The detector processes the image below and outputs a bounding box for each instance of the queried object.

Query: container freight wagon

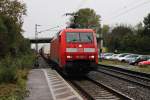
[40,45,50,59]
[50,29,98,74]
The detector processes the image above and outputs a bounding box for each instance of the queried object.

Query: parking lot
[99,53,150,73]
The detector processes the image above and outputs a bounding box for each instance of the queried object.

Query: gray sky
[23,0,150,39]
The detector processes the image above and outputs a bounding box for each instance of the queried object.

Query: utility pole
[35,24,41,53]
[34,24,59,68]
[100,32,103,49]
[34,24,39,68]
[35,24,37,53]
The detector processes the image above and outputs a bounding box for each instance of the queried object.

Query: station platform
[25,57,83,100]
[25,69,53,100]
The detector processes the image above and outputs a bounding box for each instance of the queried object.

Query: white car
[125,54,140,63]
[102,53,114,60]
[109,54,119,60]
[118,53,133,62]
[117,53,131,61]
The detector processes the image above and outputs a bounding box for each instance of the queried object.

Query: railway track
[68,76,133,100]
[98,64,150,78]
[96,64,150,89]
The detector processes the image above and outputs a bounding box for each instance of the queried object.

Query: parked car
[105,54,114,60]
[118,53,132,62]
[129,55,150,65]
[109,54,119,60]
[124,54,139,63]
[138,59,150,65]
[101,53,114,60]
[116,53,131,61]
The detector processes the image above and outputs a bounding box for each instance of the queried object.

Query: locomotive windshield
[66,32,93,43]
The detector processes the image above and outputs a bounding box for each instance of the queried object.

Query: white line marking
[55,91,71,97]
[43,69,56,100]
[51,81,62,84]
[50,78,61,81]
[65,95,78,100]
[53,70,84,100]
[43,69,83,100]
[52,83,66,87]
[53,86,68,91]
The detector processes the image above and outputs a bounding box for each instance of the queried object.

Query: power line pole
[35,24,37,53]
[35,24,41,53]
[34,24,41,68]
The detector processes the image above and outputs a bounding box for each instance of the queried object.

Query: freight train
[49,28,98,75]
[39,45,50,59]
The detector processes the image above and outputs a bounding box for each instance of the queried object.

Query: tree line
[0,0,30,58]
[102,14,150,54]
[0,1,35,99]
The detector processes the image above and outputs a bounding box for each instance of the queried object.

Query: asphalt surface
[25,57,53,100]
[25,69,53,100]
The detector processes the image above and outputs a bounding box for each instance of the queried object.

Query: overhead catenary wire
[108,0,150,21]
[37,26,60,34]
[108,0,142,18]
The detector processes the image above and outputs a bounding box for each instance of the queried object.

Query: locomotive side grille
[66,48,95,52]
[66,48,77,52]
[84,48,95,52]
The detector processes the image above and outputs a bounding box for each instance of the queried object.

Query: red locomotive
[50,28,98,74]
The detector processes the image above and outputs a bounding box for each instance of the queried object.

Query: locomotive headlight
[67,55,72,59]
[89,55,95,59]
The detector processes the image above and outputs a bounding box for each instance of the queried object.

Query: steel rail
[69,77,133,100]
[98,64,150,78]
[98,65,150,81]
[68,80,95,100]
[96,69,150,89]
[86,76,133,100]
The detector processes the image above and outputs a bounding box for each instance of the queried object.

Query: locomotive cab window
[66,32,93,43]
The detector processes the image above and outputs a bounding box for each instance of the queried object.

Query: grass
[130,66,150,73]
[0,69,29,100]
[99,59,150,74]
[0,84,17,96]
[99,60,130,66]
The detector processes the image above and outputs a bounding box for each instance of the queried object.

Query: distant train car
[50,28,98,74]
[40,45,50,59]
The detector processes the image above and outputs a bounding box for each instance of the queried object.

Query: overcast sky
[22,0,150,39]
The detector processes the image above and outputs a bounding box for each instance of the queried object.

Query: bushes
[0,56,17,84]
[0,53,35,83]
[0,53,35,100]
[0,84,27,100]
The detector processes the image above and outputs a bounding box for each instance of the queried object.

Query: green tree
[0,0,27,57]
[111,25,133,38]
[0,0,26,26]
[0,17,7,32]
[106,25,133,52]
[0,16,9,57]
[134,22,144,36]
[69,8,101,34]
[120,34,136,52]
[101,25,110,47]
[143,13,150,36]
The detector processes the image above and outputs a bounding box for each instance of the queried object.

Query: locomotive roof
[55,28,95,37]
[61,28,95,33]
